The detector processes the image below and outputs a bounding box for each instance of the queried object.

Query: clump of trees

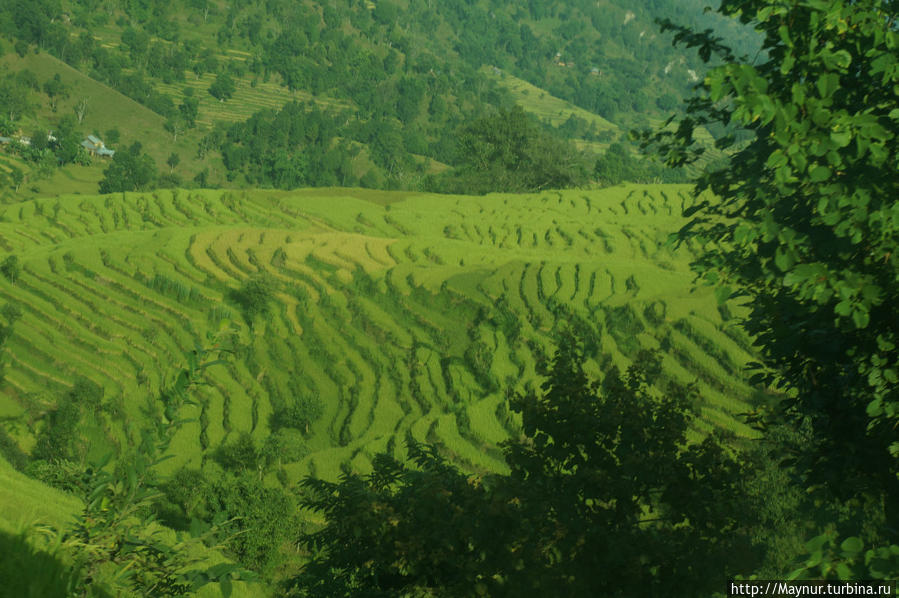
[14,347,258,596]
[229,272,277,323]
[594,142,687,186]
[0,256,20,283]
[159,462,300,576]
[0,0,726,194]
[290,342,773,597]
[208,72,236,102]
[431,106,590,194]
[214,102,358,189]
[98,142,157,193]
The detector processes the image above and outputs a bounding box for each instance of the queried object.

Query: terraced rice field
[482,66,619,134]
[0,185,759,485]
[154,73,352,127]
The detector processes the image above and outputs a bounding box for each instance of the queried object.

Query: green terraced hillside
[0,185,760,487]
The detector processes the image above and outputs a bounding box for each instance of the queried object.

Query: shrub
[0,255,20,283]
[230,273,276,323]
[270,394,323,435]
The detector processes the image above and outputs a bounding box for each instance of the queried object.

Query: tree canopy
[292,342,760,597]
[646,0,899,579]
[436,106,590,194]
[98,142,158,193]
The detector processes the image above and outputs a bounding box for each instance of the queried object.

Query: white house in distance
[81,135,115,158]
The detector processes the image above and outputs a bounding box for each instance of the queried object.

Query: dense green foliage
[7,348,258,597]
[31,377,103,463]
[435,106,590,193]
[229,272,276,323]
[7,0,899,594]
[0,0,730,124]
[98,142,158,193]
[293,342,762,597]
[647,0,899,581]
[214,102,359,188]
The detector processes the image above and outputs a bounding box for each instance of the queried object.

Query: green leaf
[840,536,864,555]
[783,264,822,287]
[822,49,852,70]
[766,149,788,169]
[830,129,852,148]
[867,398,883,418]
[852,308,870,329]
[733,223,755,244]
[774,247,794,271]
[876,335,896,352]
[861,284,882,303]
[715,285,732,305]
[835,562,853,580]
[809,165,831,182]
[220,576,233,598]
[806,533,830,553]
[816,73,840,98]
[834,300,852,316]
[787,566,806,581]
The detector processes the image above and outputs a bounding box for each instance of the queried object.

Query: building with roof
[81,135,115,158]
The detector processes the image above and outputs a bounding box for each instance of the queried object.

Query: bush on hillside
[594,142,688,186]
[433,106,590,194]
[230,273,277,323]
[98,142,158,193]
[0,255,20,283]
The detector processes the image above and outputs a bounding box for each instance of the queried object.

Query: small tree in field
[0,256,20,283]
[230,272,276,323]
[208,73,235,102]
[73,97,88,123]
[42,74,68,112]
[167,152,180,173]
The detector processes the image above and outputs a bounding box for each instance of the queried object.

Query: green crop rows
[0,185,758,483]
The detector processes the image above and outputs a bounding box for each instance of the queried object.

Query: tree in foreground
[11,346,257,596]
[644,0,899,578]
[291,341,760,597]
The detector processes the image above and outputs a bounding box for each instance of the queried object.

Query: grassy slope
[0,47,428,196]
[484,68,727,170]
[0,455,81,533]
[483,65,620,154]
[0,184,758,490]
[0,49,219,193]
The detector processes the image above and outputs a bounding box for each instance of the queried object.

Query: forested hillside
[0,0,747,197]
